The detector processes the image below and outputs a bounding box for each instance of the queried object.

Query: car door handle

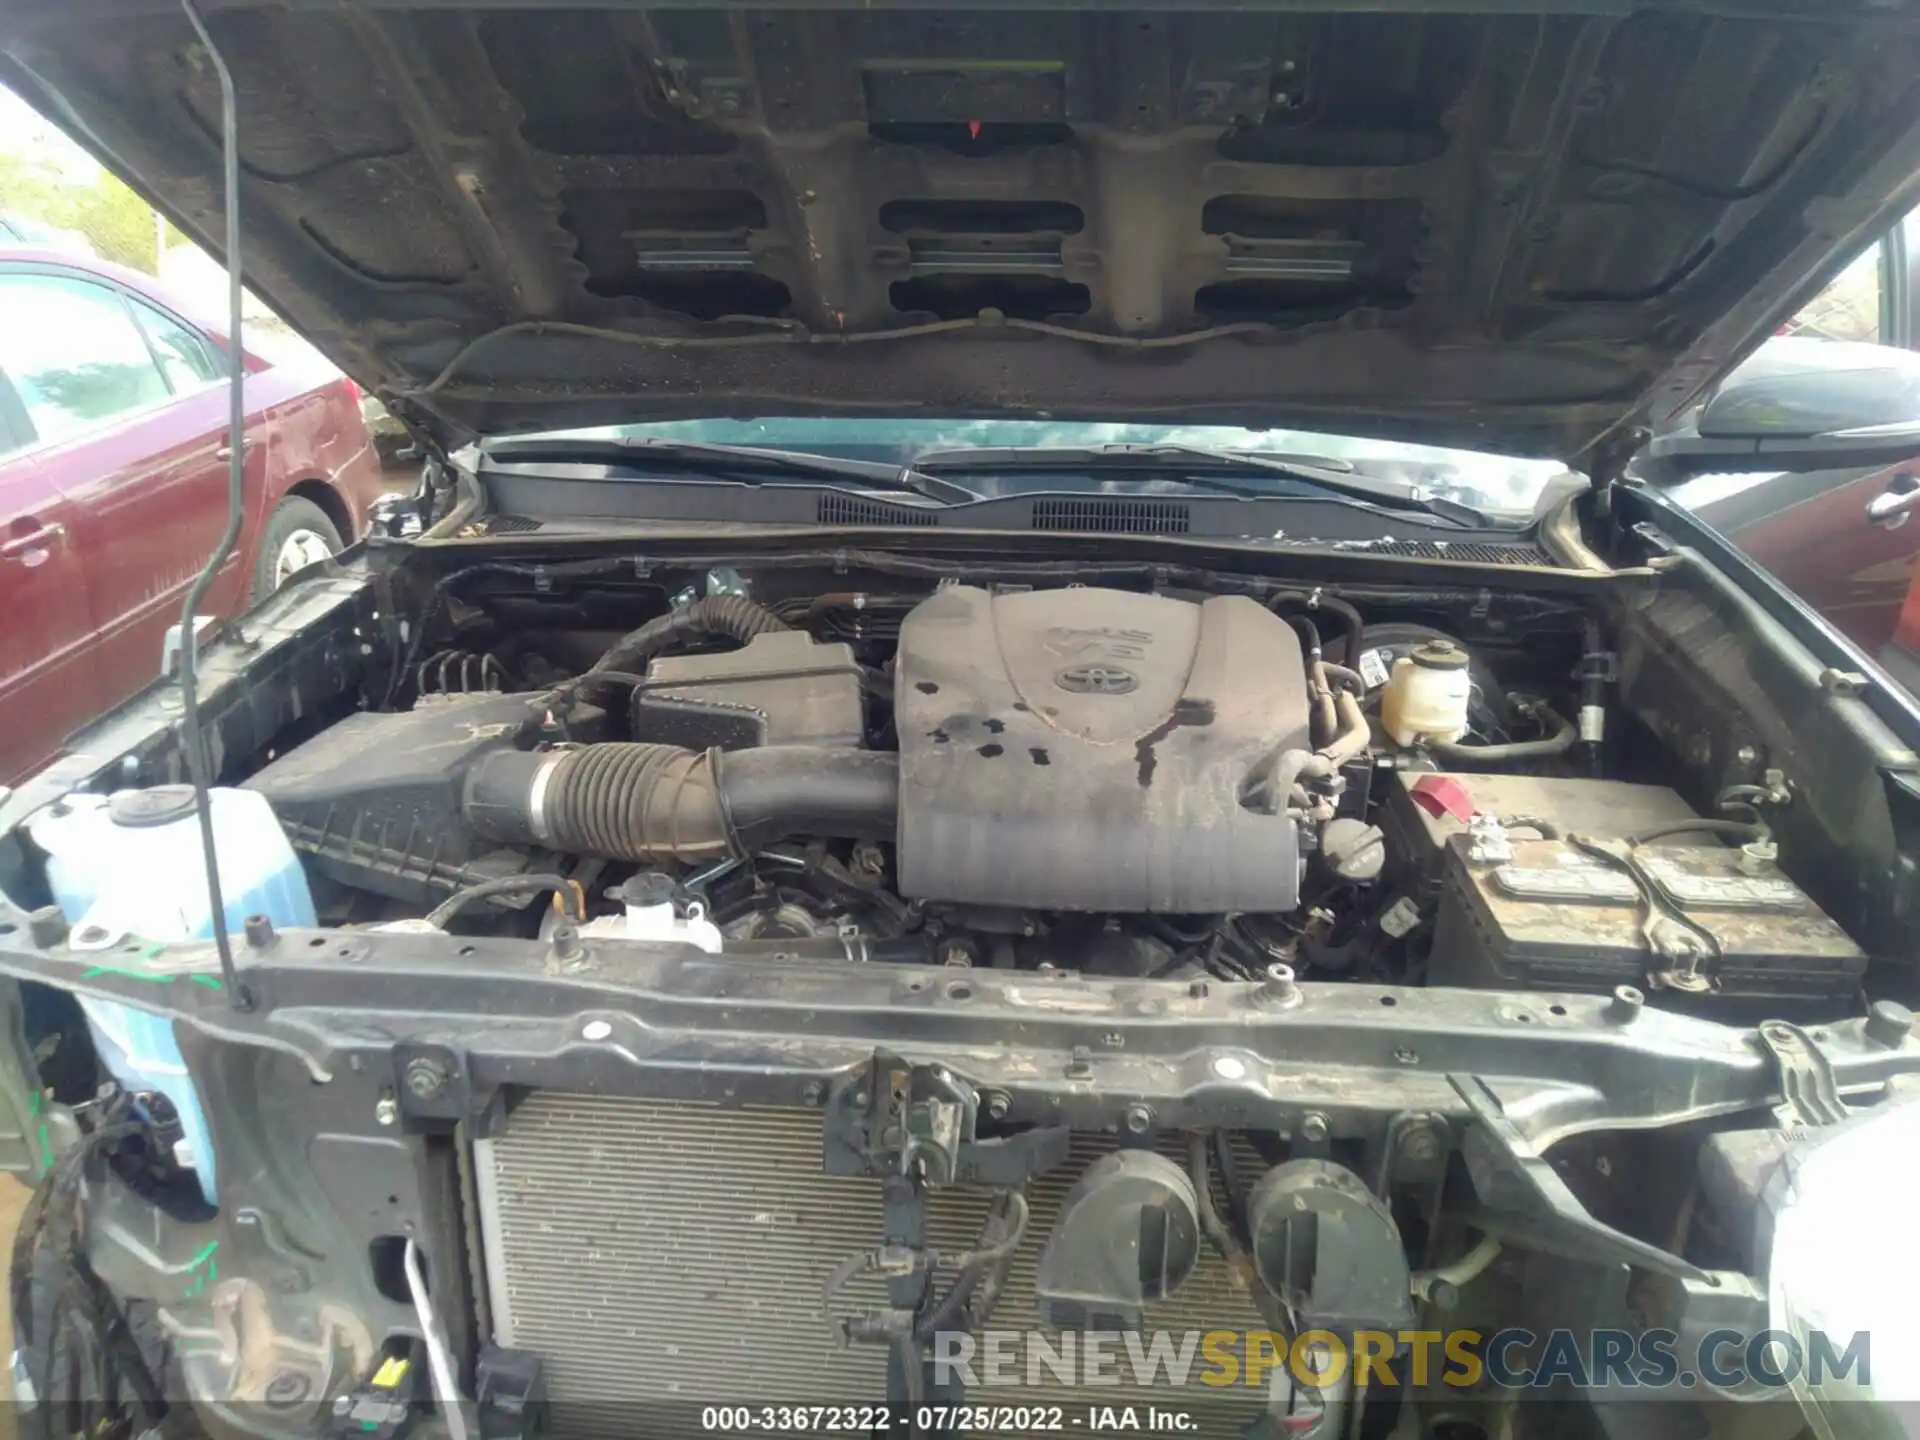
[215,437,256,462]
[0,521,66,559]
[1866,481,1920,525]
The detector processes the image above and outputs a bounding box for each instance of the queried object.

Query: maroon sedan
[0,248,388,784]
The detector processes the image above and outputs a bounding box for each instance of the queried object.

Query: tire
[250,495,344,602]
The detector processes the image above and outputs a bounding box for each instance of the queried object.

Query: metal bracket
[392,1042,503,1135]
[1452,1074,1708,1281]
[824,1051,1070,1187]
[1566,835,1720,993]
[1756,1020,1847,1135]
[824,1051,976,1185]
[1576,650,1620,685]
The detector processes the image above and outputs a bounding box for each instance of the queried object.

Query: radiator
[473,1093,1273,1439]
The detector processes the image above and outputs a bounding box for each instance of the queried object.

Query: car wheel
[252,496,344,600]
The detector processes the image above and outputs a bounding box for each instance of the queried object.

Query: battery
[1429,835,1866,1002]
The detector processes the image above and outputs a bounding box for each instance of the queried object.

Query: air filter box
[631,631,864,750]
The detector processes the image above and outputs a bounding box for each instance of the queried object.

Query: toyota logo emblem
[1056,664,1139,695]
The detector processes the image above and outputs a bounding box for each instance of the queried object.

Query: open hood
[8,2,1920,463]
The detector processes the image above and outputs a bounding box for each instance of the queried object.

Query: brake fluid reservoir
[1380,639,1473,747]
[29,785,316,1204]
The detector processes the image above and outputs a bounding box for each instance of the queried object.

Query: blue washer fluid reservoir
[29,785,315,1205]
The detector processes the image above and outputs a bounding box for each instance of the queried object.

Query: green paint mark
[35,1124,51,1170]
[361,1422,379,1432]
[181,1241,221,1300]
[80,965,177,984]
[27,1089,41,1116]
[78,964,222,989]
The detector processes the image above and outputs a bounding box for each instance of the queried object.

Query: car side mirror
[1640,336,1920,480]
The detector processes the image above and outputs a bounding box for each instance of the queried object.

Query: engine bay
[1,520,1916,1440]
[232,565,1859,1010]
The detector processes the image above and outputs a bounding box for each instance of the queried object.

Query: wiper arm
[482,435,976,503]
[912,443,1488,525]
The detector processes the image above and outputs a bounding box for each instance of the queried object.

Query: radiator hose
[463,743,898,862]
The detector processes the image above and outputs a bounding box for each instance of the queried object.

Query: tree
[0,149,160,272]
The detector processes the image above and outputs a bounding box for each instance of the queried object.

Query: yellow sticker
[371,1355,410,1390]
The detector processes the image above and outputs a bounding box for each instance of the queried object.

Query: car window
[1785,246,1883,343]
[0,273,169,446]
[0,371,34,461]
[1661,207,1920,691]
[128,297,221,393]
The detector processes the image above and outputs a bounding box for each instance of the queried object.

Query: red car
[0,248,388,784]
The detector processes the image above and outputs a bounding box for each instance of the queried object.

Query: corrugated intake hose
[464,743,897,862]
[592,596,789,676]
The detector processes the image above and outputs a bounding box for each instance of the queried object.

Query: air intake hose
[463,744,898,862]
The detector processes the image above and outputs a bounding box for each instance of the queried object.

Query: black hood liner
[7,1,1920,460]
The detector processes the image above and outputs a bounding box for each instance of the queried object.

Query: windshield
[526,418,1571,523]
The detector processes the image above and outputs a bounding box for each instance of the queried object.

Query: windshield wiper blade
[912,443,1488,525]
[482,435,976,503]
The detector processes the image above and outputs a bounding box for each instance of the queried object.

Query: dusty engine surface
[236,566,1855,1007]
[895,586,1312,912]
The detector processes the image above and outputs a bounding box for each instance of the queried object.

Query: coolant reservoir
[29,786,316,1203]
[577,871,725,953]
[1380,639,1473,747]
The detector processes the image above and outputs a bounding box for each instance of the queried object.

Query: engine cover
[895,585,1310,911]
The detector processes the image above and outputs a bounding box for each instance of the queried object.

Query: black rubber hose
[464,743,897,862]
[424,874,582,929]
[1320,662,1367,696]
[1268,592,1365,667]
[1429,703,1577,764]
[592,596,789,676]
[1626,817,1771,847]
[717,746,900,847]
[1500,813,1563,840]
[1285,614,1323,664]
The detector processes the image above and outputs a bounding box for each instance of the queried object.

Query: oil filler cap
[1034,1151,1199,1330]
[107,785,199,828]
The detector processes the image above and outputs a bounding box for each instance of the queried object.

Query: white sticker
[1579,704,1606,744]
[1379,896,1423,938]
[1357,647,1392,690]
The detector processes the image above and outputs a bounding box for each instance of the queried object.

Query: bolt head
[403,1059,446,1099]
[1399,1129,1441,1163]
[374,1096,398,1127]
[1299,1112,1330,1143]
[986,1093,1011,1120]
[1124,1104,1153,1135]
[1866,999,1914,1049]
